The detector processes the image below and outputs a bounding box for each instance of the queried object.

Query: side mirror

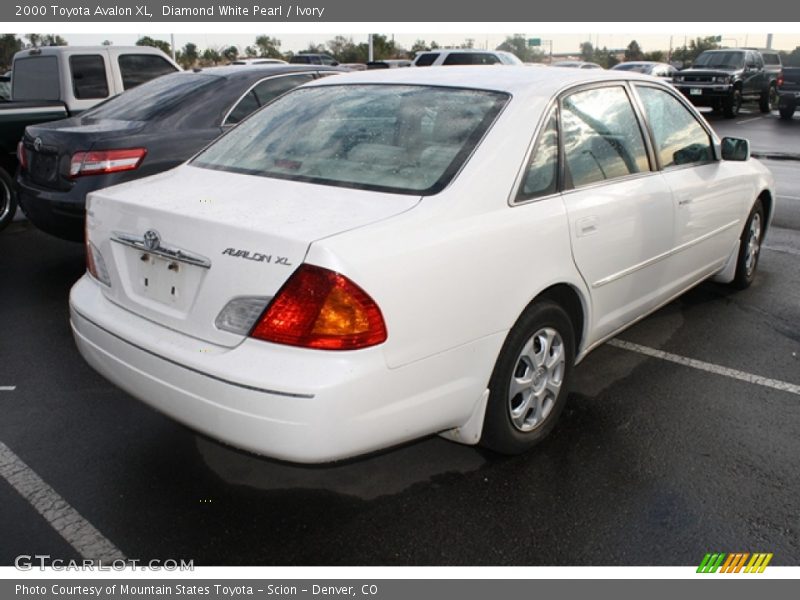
[721,137,750,161]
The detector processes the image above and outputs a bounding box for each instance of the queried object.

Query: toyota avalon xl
[70,67,774,463]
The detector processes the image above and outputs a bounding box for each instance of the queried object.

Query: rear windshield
[81,72,222,121]
[12,56,60,100]
[192,84,509,195]
[693,51,744,69]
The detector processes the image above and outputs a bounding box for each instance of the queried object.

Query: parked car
[0,75,10,101]
[367,59,412,69]
[611,61,677,79]
[552,61,603,69]
[71,67,774,463]
[18,65,342,241]
[289,53,339,66]
[230,58,287,65]
[777,67,800,120]
[412,49,522,66]
[672,48,781,117]
[0,45,179,232]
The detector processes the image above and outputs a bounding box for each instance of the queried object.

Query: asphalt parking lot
[1,107,798,567]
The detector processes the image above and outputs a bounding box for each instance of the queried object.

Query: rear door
[64,52,112,112]
[558,83,676,341]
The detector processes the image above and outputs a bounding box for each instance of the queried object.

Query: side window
[443,53,500,66]
[561,86,650,189]
[414,53,439,67]
[225,74,315,125]
[516,107,559,202]
[118,54,177,89]
[636,86,713,168]
[69,55,109,99]
[226,91,259,125]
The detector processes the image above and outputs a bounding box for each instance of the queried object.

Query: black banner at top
[2,0,797,22]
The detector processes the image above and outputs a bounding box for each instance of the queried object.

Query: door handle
[678,196,693,206]
[576,216,597,237]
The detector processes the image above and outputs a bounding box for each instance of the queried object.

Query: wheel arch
[530,282,588,356]
[757,188,773,235]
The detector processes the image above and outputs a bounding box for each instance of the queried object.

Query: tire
[723,88,742,118]
[0,168,17,233]
[731,199,765,290]
[779,105,795,120]
[759,85,778,113]
[480,301,575,455]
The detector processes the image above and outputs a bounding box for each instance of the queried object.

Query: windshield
[693,51,744,69]
[192,84,509,195]
[81,72,222,121]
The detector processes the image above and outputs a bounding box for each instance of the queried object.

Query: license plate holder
[689,88,703,96]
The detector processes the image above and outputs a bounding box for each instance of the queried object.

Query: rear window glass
[193,84,509,195]
[762,53,780,65]
[70,55,109,99]
[13,56,60,100]
[118,54,177,89]
[81,72,222,121]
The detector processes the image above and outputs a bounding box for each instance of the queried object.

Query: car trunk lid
[87,164,420,347]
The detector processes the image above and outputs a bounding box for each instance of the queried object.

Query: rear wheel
[723,88,742,118]
[0,168,17,233]
[779,105,795,120]
[759,85,778,113]
[480,301,575,455]
[731,199,764,290]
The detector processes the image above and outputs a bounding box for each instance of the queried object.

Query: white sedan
[70,67,774,462]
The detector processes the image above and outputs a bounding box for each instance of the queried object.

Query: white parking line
[608,339,800,396]
[0,386,16,391]
[0,441,126,562]
[736,116,763,124]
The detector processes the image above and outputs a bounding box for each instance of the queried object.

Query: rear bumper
[17,176,85,241]
[69,275,502,463]
[778,90,799,109]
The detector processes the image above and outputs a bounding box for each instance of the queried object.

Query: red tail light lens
[777,72,784,87]
[17,141,27,169]
[70,148,146,178]
[251,264,387,350]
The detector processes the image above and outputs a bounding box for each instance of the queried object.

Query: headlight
[715,75,731,83]
[673,76,683,82]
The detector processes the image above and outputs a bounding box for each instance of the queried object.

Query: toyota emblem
[143,230,161,252]
[33,137,42,152]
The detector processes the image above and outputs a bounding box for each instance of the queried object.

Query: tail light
[17,141,27,169]
[777,72,784,88]
[85,221,111,286]
[250,264,387,350]
[70,148,146,178]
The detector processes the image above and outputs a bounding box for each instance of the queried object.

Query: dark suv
[289,53,339,66]
[673,48,781,118]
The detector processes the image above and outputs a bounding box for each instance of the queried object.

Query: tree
[244,45,257,58]
[0,34,23,69]
[643,50,665,63]
[594,47,619,69]
[180,42,198,69]
[671,36,720,67]
[624,40,644,62]
[25,33,67,47]
[201,47,221,66]
[580,41,594,62]
[222,45,239,62]
[496,34,546,63]
[136,36,171,55]
[780,46,800,67]
[254,35,282,59]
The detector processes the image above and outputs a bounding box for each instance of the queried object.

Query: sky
[7,27,800,56]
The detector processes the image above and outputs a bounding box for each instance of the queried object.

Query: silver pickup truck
[0,45,179,231]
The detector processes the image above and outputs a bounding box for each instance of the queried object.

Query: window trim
[630,81,719,172]
[557,81,656,192]
[510,103,562,206]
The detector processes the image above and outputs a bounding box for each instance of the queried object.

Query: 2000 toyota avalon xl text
[69,67,774,463]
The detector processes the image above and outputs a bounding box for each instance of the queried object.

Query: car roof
[188,64,340,78]
[307,65,662,99]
